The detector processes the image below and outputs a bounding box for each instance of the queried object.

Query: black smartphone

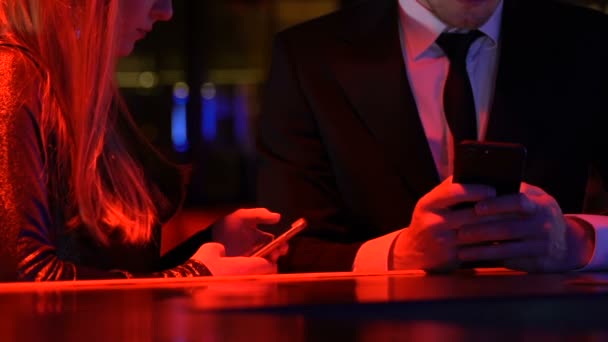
[453,141,527,196]
[249,218,307,258]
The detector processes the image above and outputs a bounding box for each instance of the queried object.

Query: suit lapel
[329,0,439,199]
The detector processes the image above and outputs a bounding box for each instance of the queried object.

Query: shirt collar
[399,0,503,60]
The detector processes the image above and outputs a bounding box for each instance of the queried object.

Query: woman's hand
[212,208,282,257]
[192,243,280,276]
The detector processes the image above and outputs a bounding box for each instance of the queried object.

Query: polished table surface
[2,268,608,341]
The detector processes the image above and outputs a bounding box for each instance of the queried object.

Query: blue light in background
[201,82,218,142]
[233,85,250,152]
[172,82,189,152]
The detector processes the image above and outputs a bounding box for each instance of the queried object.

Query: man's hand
[457,183,595,272]
[390,177,497,272]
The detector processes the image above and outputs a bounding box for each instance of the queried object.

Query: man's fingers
[457,219,541,245]
[474,193,537,217]
[459,239,547,261]
[420,177,496,210]
[424,206,503,232]
[520,182,547,197]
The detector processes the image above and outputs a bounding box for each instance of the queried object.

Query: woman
[0,0,285,281]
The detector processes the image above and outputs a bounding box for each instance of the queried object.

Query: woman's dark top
[0,44,212,281]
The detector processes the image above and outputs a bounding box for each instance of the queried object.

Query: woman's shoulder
[0,43,40,72]
[0,44,42,110]
[0,44,45,155]
[0,44,42,123]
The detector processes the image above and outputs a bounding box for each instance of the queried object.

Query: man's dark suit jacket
[257,0,608,273]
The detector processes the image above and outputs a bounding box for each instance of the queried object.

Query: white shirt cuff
[352,230,402,272]
[566,214,608,271]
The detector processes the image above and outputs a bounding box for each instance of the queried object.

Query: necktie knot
[436,30,483,66]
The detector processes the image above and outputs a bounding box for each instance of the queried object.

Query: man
[257,0,608,273]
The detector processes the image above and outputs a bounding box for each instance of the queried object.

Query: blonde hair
[0,0,158,245]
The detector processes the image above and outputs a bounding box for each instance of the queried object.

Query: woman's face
[117,0,173,56]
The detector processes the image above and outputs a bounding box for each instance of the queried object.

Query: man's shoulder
[532,0,608,30]
[506,0,608,50]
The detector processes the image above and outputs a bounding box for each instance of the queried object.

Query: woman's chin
[117,43,135,57]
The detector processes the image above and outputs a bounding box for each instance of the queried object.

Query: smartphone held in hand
[453,140,527,195]
[250,218,307,258]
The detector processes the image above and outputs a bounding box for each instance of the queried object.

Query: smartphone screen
[453,141,527,195]
[249,218,307,258]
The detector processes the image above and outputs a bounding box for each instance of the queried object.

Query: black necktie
[436,31,483,144]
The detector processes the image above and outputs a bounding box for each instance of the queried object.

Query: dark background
[119,0,608,211]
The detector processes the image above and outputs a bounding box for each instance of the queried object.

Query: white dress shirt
[353,0,608,272]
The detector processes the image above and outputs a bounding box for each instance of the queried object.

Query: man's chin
[457,0,492,6]
[443,12,494,29]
